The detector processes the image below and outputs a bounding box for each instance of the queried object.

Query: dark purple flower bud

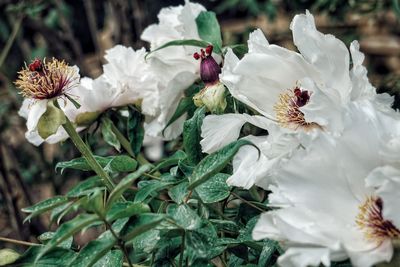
[200,56,221,85]
[193,45,221,85]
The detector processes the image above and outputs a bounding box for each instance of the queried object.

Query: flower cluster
[15,2,400,267]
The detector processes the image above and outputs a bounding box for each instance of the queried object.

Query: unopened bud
[193,82,227,114]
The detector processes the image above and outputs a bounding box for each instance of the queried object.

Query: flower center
[15,58,79,100]
[273,86,319,130]
[356,196,400,243]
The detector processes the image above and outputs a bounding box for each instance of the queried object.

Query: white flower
[252,101,400,267]
[201,11,392,189]
[16,58,80,146]
[141,0,206,139]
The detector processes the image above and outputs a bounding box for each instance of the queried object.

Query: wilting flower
[253,101,400,267]
[141,0,208,139]
[193,45,227,114]
[15,58,80,143]
[201,11,392,189]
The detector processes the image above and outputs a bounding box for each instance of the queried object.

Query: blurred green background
[1,0,400,249]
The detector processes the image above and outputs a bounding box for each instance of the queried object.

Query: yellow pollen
[356,196,400,243]
[15,58,79,100]
[273,88,320,130]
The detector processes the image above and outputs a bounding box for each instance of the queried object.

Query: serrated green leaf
[106,202,150,221]
[167,204,202,230]
[195,11,223,53]
[128,106,144,156]
[107,165,152,207]
[70,231,117,267]
[56,155,137,173]
[101,117,121,152]
[121,213,166,243]
[188,139,255,190]
[183,107,206,164]
[0,249,20,266]
[196,173,231,203]
[163,97,195,134]
[36,214,100,262]
[22,196,70,222]
[151,150,187,173]
[168,181,189,204]
[146,39,211,60]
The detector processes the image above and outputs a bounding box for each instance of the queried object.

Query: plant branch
[0,236,40,247]
[62,116,115,191]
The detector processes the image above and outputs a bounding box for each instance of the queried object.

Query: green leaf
[93,250,123,267]
[22,196,70,222]
[183,107,206,164]
[103,155,138,173]
[67,176,104,197]
[195,11,223,53]
[196,173,231,203]
[223,44,248,57]
[0,249,20,266]
[163,97,195,134]
[70,231,117,267]
[188,139,255,190]
[107,165,152,206]
[151,150,186,173]
[128,106,144,156]
[38,232,73,249]
[106,202,150,221]
[134,180,175,203]
[210,220,239,234]
[13,247,76,267]
[167,204,202,230]
[168,181,189,204]
[36,214,100,262]
[121,213,166,243]
[56,155,137,173]
[131,229,160,253]
[101,117,121,152]
[146,39,211,60]
[258,239,279,267]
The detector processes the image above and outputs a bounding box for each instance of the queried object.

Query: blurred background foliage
[1,0,400,250]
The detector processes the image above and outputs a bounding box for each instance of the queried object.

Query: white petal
[278,247,331,267]
[26,100,47,131]
[346,239,393,267]
[200,114,247,154]
[366,166,400,227]
[291,11,351,99]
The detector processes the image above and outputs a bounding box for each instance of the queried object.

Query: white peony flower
[201,11,393,189]
[16,58,80,146]
[253,101,400,267]
[141,0,206,139]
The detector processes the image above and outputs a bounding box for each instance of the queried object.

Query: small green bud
[193,82,227,114]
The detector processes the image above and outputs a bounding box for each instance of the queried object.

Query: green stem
[110,122,135,158]
[0,236,40,247]
[62,117,115,191]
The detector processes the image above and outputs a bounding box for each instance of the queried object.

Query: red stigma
[205,45,213,56]
[29,59,43,72]
[193,52,200,60]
